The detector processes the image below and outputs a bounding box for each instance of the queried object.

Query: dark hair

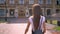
[32,4,42,30]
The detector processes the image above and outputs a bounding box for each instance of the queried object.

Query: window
[19,13,25,16]
[0,9,5,16]
[20,14,25,16]
[57,0,60,5]
[0,0,5,4]
[20,10,23,12]
[46,0,51,4]
[29,0,34,4]
[38,0,43,4]
[9,0,14,4]
[56,9,60,13]
[47,9,51,15]
[9,9,15,16]
[19,0,24,4]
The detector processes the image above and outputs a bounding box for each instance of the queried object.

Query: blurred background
[0,0,60,34]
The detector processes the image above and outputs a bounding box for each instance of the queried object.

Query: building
[0,0,60,18]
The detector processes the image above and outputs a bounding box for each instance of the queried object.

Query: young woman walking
[24,4,46,34]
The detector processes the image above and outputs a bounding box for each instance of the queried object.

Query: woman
[24,4,46,34]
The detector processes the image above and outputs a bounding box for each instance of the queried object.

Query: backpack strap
[39,17,43,30]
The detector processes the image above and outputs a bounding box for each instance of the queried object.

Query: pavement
[0,23,56,34]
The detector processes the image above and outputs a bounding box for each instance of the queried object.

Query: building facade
[0,0,60,18]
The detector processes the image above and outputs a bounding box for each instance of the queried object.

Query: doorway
[29,9,32,16]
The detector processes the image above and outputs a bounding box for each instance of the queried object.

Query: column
[52,0,56,14]
[7,8,9,17]
[43,0,46,16]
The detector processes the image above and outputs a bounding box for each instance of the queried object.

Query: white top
[28,16,45,32]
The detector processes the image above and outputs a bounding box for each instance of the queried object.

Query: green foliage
[52,20,57,24]
[47,20,57,25]
[54,26,60,31]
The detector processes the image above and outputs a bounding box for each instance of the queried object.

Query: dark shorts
[32,31,44,34]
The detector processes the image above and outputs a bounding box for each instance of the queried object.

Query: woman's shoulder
[41,16,45,22]
[41,16,45,19]
[28,16,33,23]
[29,16,33,19]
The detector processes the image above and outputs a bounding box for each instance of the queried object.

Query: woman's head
[32,4,42,16]
[32,4,42,30]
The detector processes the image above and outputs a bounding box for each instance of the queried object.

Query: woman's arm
[24,21,30,34]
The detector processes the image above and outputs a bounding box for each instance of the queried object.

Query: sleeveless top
[28,16,45,32]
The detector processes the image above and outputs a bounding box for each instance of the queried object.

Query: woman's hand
[43,29,46,33]
[24,32,26,34]
[24,21,30,34]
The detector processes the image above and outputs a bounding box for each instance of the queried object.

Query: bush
[54,26,60,31]
[47,20,57,25]
[0,20,6,23]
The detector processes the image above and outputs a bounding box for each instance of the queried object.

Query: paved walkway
[0,23,56,34]
[45,23,55,30]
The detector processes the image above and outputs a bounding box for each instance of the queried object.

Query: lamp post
[5,1,8,21]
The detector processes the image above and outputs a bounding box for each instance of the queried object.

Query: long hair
[32,4,42,30]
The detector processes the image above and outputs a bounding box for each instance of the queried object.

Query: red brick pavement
[0,23,56,34]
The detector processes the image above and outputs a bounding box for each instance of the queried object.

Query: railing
[45,16,60,21]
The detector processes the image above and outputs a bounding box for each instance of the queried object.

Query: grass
[54,26,60,31]
[47,20,60,31]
